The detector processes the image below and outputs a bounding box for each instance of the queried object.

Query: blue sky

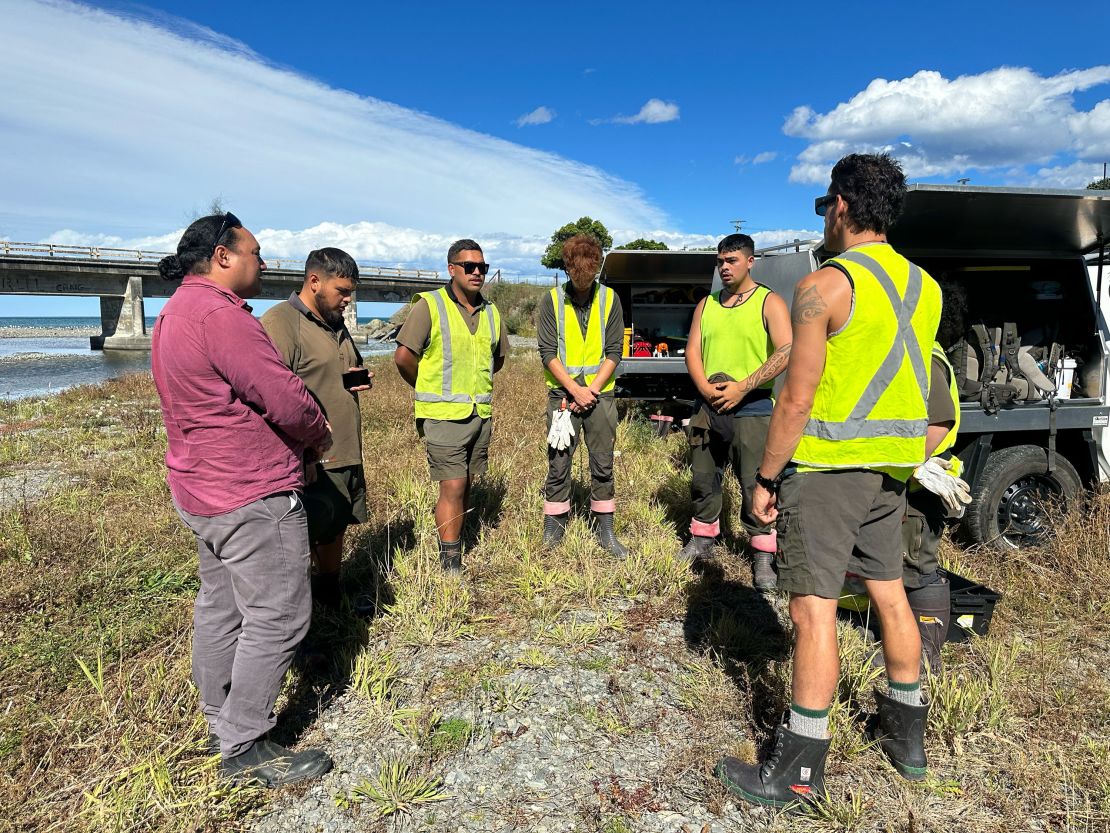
[3,0,1109,316]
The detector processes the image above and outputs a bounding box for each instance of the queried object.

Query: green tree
[615,238,668,251]
[540,217,613,270]
[1087,177,1110,190]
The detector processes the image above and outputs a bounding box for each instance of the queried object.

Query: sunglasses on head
[211,212,242,256]
[450,261,490,276]
[814,194,837,216]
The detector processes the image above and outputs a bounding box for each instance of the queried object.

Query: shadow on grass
[271,517,404,748]
[682,559,791,730]
[467,471,507,548]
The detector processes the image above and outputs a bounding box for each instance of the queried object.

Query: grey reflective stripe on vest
[803,250,930,441]
[556,284,606,375]
[416,288,496,404]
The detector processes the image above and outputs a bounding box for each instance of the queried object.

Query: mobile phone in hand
[342,368,371,389]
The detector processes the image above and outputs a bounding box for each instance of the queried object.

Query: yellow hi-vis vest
[700,284,775,395]
[413,287,501,420]
[544,282,616,394]
[793,243,941,476]
[932,342,960,457]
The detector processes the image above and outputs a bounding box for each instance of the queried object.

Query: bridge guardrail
[0,242,442,280]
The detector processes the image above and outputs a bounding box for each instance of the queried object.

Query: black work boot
[752,550,778,591]
[220,738,333,788]
[592,512,628,560]
[542,513,569,547]
[716,725,831,810]
[871,688,929,781]
[906,577,950,676]
[438,539,463,573]
[676,535,715,563]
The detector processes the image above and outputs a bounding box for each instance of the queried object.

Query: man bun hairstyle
[717,233,755,256]
[306,247,359,282]
[448,239,483,261]
[157,212,241,281]
[562,234,603,275]
[829,153,907,235]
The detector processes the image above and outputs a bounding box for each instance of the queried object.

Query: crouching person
[538,234,628,557]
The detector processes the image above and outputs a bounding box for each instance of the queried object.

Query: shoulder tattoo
[791,284,827,326]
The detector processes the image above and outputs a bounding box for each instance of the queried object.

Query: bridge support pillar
[91,275,150,350]
[344,291,364,342]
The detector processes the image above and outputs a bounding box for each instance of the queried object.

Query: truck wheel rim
[997,475,1061,545]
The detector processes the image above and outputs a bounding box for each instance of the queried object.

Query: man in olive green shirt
[394,239,509,571]
[261,247,371,609]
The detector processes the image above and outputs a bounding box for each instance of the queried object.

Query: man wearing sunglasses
[152,212,335,787]
[716,154,942,808]
[394,239,508,571]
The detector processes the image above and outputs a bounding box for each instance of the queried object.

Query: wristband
[754,469,782,494]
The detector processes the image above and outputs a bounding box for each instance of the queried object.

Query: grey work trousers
[175,492,312,758]
[544,393,617,512]
[688,413,773,539]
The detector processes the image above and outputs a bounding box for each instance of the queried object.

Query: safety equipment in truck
[947,322,1064,413]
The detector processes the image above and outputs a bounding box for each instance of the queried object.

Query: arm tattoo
[742,343,792,392]
[791,284,827,326]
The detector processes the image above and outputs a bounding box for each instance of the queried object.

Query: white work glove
[547,407,576,451]
[913,456,972,517]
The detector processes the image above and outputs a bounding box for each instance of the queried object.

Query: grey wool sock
[788,703,830,739]
[888,678,924,706]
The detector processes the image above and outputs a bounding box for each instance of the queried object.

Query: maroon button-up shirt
[152,275,330,517]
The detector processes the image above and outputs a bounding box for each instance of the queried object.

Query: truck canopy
[890,185,1110,256]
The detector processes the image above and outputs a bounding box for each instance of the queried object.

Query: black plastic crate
[940,569,1002,642]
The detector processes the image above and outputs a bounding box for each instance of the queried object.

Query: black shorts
[302,464,367,544]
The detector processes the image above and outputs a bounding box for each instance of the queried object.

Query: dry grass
[1,355,1109,832]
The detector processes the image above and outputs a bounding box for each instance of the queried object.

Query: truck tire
[963,444,1081,549]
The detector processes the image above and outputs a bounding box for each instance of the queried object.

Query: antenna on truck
[729,219,747,232]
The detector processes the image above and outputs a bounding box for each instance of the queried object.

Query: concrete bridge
[0,242,443,349]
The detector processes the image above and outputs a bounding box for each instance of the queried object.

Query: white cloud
[516,106,555,127]
[612,98,680,125]
[0,1,665,243]
[1022,161,1109,189]
[736,151,778,166]
[784,66,1110,184]
[43,221,822,278]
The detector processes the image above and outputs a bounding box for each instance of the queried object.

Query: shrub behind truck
[606,185,1110,549]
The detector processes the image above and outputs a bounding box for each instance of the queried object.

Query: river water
[0,317,393,400]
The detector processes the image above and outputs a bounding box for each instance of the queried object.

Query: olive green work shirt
[394,284,509,358]
[261,294,364,470]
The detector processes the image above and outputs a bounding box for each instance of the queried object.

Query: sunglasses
[814,194,837,216]
[450,261,490,276]
[211,212,242,257]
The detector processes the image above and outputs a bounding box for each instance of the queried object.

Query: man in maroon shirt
[152,212,334,788]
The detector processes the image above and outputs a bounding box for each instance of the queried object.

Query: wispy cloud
[611,98,680,125]
[0,1,666,244]
[735,151,778,166]
[784,66,1110,184]
[515,106,555,127]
